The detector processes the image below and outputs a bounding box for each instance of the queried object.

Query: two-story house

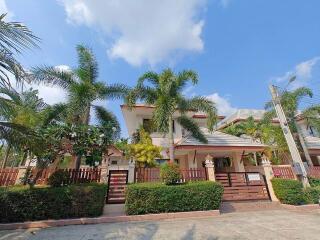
[121,104,267,173]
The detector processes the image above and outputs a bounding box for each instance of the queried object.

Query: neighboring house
[217,109,320,166]
[121,105,267,173]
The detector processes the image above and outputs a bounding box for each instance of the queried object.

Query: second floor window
[143,118,175,133]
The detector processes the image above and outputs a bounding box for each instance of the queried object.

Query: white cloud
[60,0,206,66]
[0,0,13,20]
[273,57,320,89]
[206,93,237,116]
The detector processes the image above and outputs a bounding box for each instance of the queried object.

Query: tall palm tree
[127,68,217,162]
[31,45,127,168]
[31,45,128,125]
[0,13,39,88]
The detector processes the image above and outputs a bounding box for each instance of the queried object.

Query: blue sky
[2,0,320,137]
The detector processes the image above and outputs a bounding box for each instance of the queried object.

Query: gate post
[205,155,215,181]
[128,159,135,183]
[262,158,278,201]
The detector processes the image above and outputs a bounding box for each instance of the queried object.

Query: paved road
[0,210,319,240]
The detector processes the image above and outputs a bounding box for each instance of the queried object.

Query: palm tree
[31,45,128,125]
[0,13,39,88]
[127,68,217,162]
[31,45,127,168]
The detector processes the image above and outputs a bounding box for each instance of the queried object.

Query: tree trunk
[84,105,91,125]
[75,154,82,169]
[1,144,11,168]
[168,116,175,163]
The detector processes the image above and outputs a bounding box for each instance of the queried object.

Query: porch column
[316,156,320,165]
[128,159,135,183]
[261,158,279,202]
[233,152,245,172]
[205,155,215,181]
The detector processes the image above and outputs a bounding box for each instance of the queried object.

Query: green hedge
[309,177,320,187]
[125,181,223,215]
[271,178,306,205]
[0,183,107,223]
[304,186,320,204]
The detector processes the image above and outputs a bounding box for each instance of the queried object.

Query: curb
[280,204,320,211]
[0,210,220,230]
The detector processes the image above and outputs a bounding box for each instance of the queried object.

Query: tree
[0,87,65,168]
[31,45,128,125]
[127,68,217,162]
[31,45,127,168]
[127,128,162,166]
[0,14,39,88]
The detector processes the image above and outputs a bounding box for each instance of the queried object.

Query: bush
[160,163,181,185]
[125,181,223,215]
[304,186,320,204]
[309,177,320,187]
[271,178,306,205]
[48,170,70,187]
[0,183,107,223]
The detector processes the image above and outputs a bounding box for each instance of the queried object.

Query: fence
[0,167,101,186]
[272,165,296,179]
[308,166,320,179]
[0,168,19,186]
[135,167,207,183]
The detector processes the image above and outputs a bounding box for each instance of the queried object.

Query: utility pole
[294,120,313,167]
[269,85,310,188]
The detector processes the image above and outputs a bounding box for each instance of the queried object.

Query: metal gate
[106,170,128,204]
[215,172,270,201]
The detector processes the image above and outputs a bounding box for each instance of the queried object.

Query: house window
[143,118,175,133]
[143,119,155,133]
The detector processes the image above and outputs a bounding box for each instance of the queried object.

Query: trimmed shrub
[0,183,107,223]
[309,177,320,187]
[125,181,223,215]
[271,178,306,205]
[48,170,70,187]
[304,186,320,204]
[160,163,181,185]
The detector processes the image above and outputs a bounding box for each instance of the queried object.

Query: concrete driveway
[0,210,319,240]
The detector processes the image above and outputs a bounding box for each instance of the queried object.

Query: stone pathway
[103,204,126,217]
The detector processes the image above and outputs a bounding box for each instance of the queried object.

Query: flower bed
[0,183,107,223]
[125,181,223,215]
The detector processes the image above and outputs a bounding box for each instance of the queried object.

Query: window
[143,119,175,133]
[143,119,155,133]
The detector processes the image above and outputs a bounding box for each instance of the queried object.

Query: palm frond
[178,96,217,131]
[98,83,131,100]
[0,14,40,54]
[41,103,68,126]
[76,44,98,83]
[30,65,75,89]
[177,115,207,143]
[137,71,159,87]
[176,70,198,91]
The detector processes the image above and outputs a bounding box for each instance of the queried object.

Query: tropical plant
[160,162,181,185]
[127,68,217,162]
[127,128,162,166]
[31,45,127,168]
[31,45,128,125]
[0,13,39,88]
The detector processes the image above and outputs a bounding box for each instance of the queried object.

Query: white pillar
[205,155,215,181]
[128,159,135,183]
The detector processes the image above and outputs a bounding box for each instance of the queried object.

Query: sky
[2,0,320,137]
